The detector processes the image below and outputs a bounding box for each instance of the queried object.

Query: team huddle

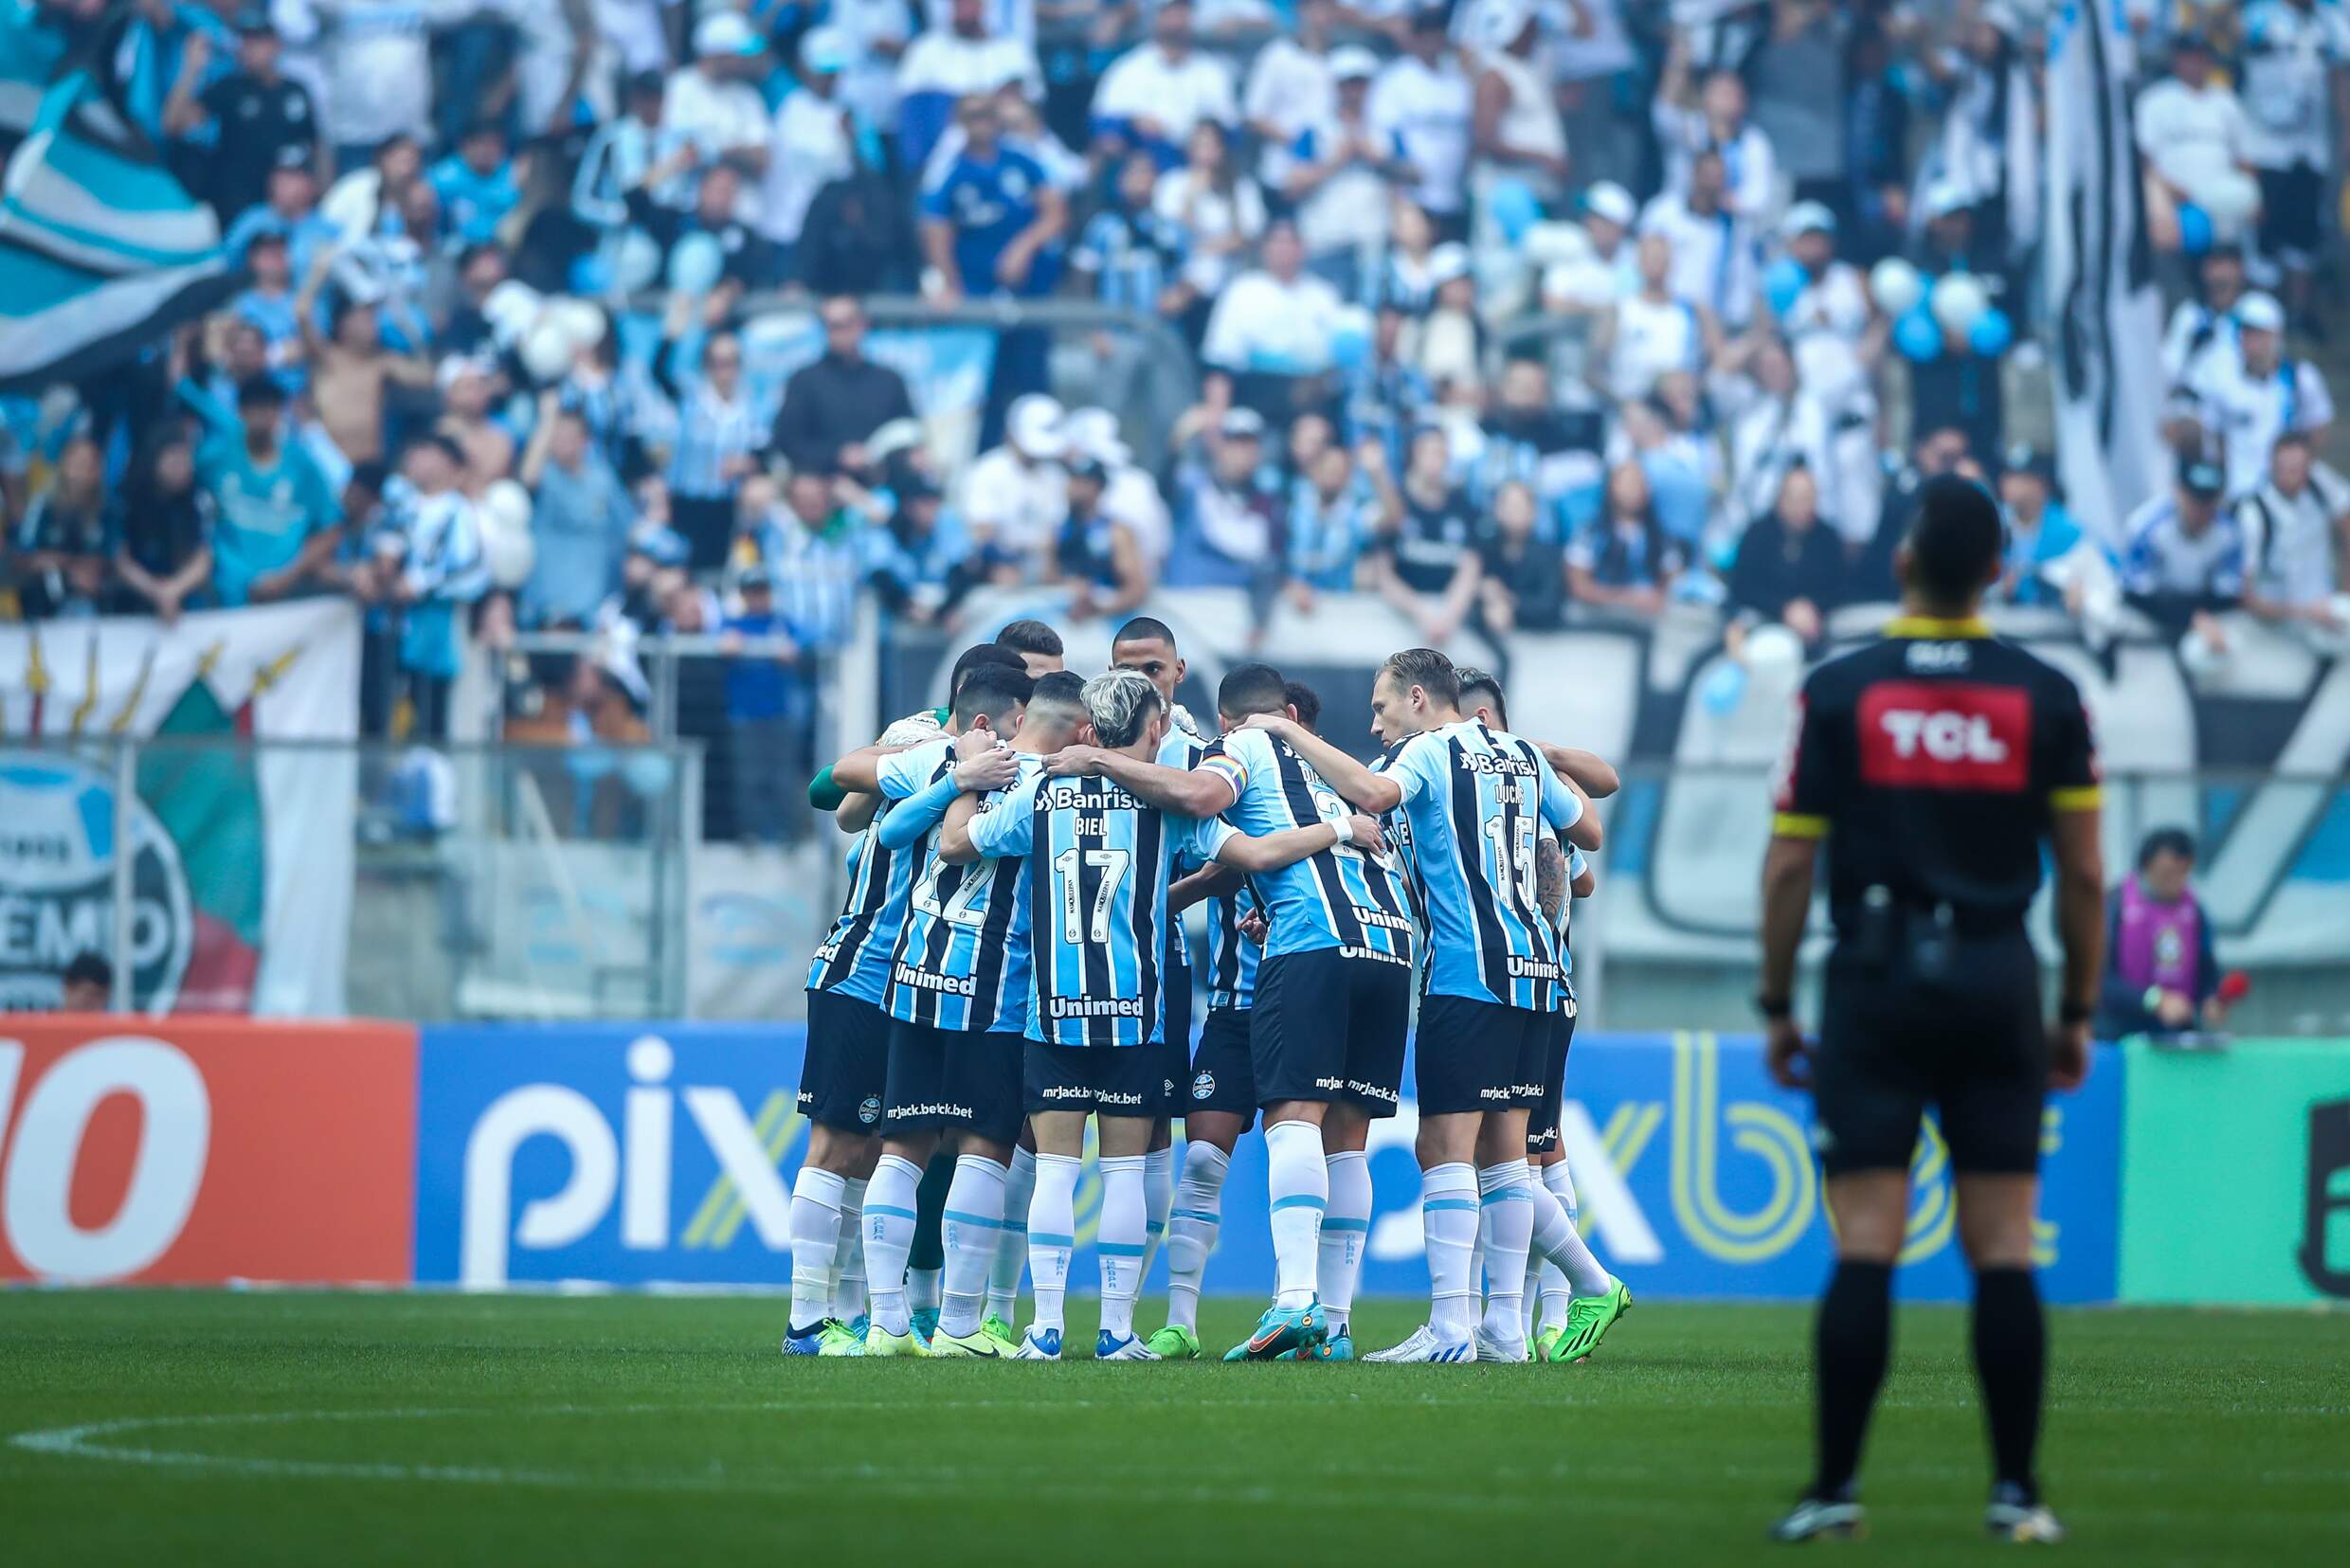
[784,616,1631,1363]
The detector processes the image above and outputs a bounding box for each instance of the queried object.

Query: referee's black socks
[1812,1259,1893,1500]
[1971,1267,2046,1501]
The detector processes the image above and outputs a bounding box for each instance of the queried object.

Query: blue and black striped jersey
[1383,720,1583,1011]
[884,748,1044,1034]
[1203,881,1261,1012]
[969,770,1236,1048]
[1197,727,1417,969]
[1158,713,1208,972]
[804,765,921,1006]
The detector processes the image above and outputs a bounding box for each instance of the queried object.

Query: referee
[1757,476,2106,1544]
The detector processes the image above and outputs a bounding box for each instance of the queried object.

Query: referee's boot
[1768,1488,1866,1542]
[1985,1482,2066,1544]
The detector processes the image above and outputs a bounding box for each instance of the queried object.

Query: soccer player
[946,669,1386,1361]
[1048,661,1419,1362]
[1146,676,1329,1360]
[1257,649,1613,1363]
[1108,617,1213,1295]
[1453,667,1623,1363]
[822,663,1039,1357]
[995,617,1066,676]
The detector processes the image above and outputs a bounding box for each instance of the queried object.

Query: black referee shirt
[1772,616,2101,934]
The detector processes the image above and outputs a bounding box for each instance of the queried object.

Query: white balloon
[481,478,533,537]
[481,518,536,589]
[2196,169,2260,231]
[1928,271,1990,336]
[551,299,606,351]
[1745,624,1806,676]
[611,227,662,295]
[483,280,543,342]
[1869,257,1924,318]
[2178,625,2232,680]
[666,232,725,297]
[519,317,574,382]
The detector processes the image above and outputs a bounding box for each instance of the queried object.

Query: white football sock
[1138,1144,1175,1285]
[831,1177,868,1324]
[1422,1162,1480,1341]
[1532,1160,1612,1298]
[908,1268,942,1317]
[787,1166,846,1333]
[988,1145,1036,1324]
[1534,1162,1569,1331]
[1096,1154,1148,1340]
[1164,1141,1229,1334]
[1026,1152,1081,1334]
[860,1156,920,1336]
[1522,1250,1544,1339]
[1319,1149,1371,1335]
[1264,1119,1328,1310]
[1477,1161,1534,1344]
[938,1154,1006,1339]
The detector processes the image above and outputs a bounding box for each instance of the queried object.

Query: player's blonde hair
[1080,668,1163,748]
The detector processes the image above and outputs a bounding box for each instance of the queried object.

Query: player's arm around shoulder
[1246,712,1402,814]
[1047,739,1238,818]
[948,768,1041,864]
[1204,808,1386,875]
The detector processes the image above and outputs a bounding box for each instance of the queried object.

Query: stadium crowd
[5,0,2350,835]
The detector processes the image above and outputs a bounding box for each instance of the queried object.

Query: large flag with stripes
[0,8,239,391]
[2042,0,2168,549]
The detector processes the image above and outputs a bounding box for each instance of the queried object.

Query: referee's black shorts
[1813,929,2048,1180]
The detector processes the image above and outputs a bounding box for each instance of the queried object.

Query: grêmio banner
[2120,1037,2350,1307]
[413,1024,2122,1303]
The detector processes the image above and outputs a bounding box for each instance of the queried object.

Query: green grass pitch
[1,1292,2343,1565]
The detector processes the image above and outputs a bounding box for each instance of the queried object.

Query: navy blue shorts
[1250,947,1410,1116]
[880,1019,1025,1146]
[798,988,891,1133]
[1526,1007,1578,1153]
[1151,957,1196,1118]
[1024,1041,1160,1117]
[1414,994,1548,1117]
[1185,1007,1257,1120]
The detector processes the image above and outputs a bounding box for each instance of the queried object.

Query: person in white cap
[1242,0,1340,190]
[2190,291,2335,496]
[1370,6,1474,239]
[960,392,1069,577]
[1776,202,1869,371]
[662,12,773,225]
[1286,45,1409,299]
[1539,181,1641,316]
[762,27,859,261]
[1653,22,1778,218]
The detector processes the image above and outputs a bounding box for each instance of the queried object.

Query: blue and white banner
[416,1025,2121,1303]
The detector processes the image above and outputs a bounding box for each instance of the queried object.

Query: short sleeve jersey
[884,744,1042,1033]
[970,770,1236,1048]
[1197,726,1417,969]
[804,739,941,1005]
[1773,618,2101,932]
[1383,720,1583,1011]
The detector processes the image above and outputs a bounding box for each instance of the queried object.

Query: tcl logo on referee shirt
[1857,681,2031,792]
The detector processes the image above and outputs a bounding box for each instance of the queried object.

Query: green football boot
[863,1321,931,1358]
[1532,1323,1569,1363]
[983,1311,1019,1346]
[930,1321,1018,1359]
[1548,1279,1633,1362]
[1146,1324,1202,1361]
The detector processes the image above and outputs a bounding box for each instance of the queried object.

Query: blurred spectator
[316,6,448,170]
[2122,452,2247,646]
[429,123,524,247]
[1568,460,1688,618]
[1995,448,2106,615]
[625,154,779,288]
[1167,404,1283,592]
[764,28,859,272]
[962,393,1069,578]
[2240,0,2350,332]
[920,92,1066,428]
[2161,244,2247,386]
[1285,45,1406,299]
[1716,334,1837,548]
[663,13,774,224]
[198,376,343,607]
[1243,0,1339,193]
[232,230,304,391]
[1474,355,1603,537]
[896,0,1045,171]
[771,297,917,482]
[1774,203,1870,375]
[1747,0,1848,219]
[1598,234,1714,403]
[1726,465,1846,653]
[13,438,110,621]
[163,13,323,223]
[1856,424,1972,597]
[1653,27,1776,217]
[1202,220,1344,422]
[2190,292,2332,496]
[1476,477,1566,637]
[59,951,112,1013]
[1540,181,1640,318]
[2096,827,2236,1039]
[1284,436,1378,604]
[1369,8,1473,242]
[1367,422,1481,643]
[2236,429,2350,638]
[718,565,804,845]
[1053,456,1152,621]
[652,290,766,571]
[1093,0,1238,167]
[1155,120,1267,336]
[356,434,487,741]
[520,393,633,628]
[2133,31,2250,215]
[859,466,976,628]
[1466,0,1571,225]
[111,434,216,623]
[298,252,434,466]
[747,471,869,654]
